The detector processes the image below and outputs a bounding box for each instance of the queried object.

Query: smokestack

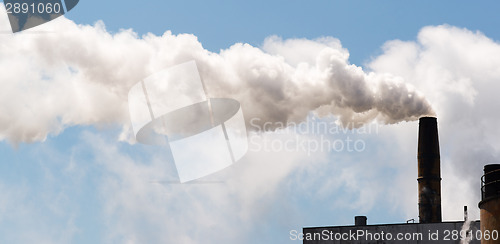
[417,117,442,223]
[479,164,500,244]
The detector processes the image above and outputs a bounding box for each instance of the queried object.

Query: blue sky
[1,1,500,243]
[65,0,500,64]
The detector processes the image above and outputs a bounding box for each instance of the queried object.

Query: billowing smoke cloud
[0,14,433,143]
[2,19,500,243]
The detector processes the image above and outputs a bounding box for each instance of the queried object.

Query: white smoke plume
[0,14,434,143]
